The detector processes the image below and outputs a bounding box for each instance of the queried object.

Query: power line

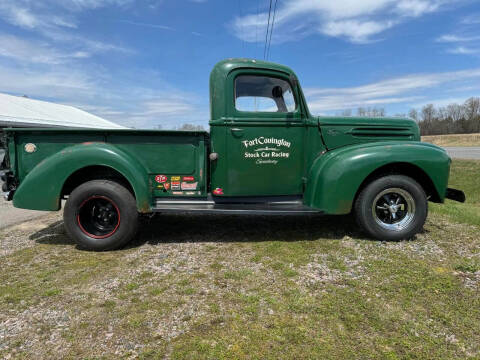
[255,0,259,58]
[266,0,278,60]
[238,0,245,53]
[263,0,273,60]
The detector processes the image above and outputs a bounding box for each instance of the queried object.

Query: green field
[431,160,480,226]
[0,160,479,359]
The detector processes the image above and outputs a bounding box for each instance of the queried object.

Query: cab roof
[211,58,296,78]
[209,58,300,121]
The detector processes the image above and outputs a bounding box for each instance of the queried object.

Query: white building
[0,93,125,129]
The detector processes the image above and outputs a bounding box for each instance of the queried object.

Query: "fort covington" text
[241,137,291,149]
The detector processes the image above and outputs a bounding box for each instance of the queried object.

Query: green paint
[8,131,206,212]
[3,58,453,214]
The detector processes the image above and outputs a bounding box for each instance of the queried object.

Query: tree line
[410,97,480,135]
[156,123,206,131]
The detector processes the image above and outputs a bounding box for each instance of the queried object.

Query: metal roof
[0,93,125,129]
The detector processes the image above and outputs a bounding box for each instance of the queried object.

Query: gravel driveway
[444,147,480,159]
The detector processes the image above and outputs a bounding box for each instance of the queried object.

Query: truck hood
[318,116,421,150]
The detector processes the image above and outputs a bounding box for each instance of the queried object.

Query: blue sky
[0,0,479,129]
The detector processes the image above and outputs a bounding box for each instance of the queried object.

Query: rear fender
[13,143,151,212]
[304,142,451,214]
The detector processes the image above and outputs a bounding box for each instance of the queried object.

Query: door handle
[230,128,244,137]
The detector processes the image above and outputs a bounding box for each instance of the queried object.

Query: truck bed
[4,128,209,210]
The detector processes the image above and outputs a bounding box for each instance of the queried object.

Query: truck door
[211,70,305,198]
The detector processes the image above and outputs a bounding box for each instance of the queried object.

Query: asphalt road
[443,147,480,160]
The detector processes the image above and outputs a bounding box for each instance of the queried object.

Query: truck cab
[1,58,465,251]
[209,59,309,199]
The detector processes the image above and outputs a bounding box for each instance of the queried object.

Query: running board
[153,199,322,215]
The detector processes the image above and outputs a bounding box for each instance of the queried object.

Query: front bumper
[445,188,466,203]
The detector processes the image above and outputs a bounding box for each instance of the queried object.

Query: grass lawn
[422,133,480,147]
[0,160,479,359]
[431,159,480,226]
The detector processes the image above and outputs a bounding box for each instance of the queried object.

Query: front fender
[13,143,151,212]
[304,141,451,214]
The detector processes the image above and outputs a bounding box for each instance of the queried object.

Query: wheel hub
[77,196,120,239]
[372,188,415,231]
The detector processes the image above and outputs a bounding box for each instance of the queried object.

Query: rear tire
[354,175,428,241]
[64,180,138,251]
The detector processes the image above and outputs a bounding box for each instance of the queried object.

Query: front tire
[354,175,428,241]
[64,180,138,251]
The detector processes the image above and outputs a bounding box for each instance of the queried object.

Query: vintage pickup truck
[1,59,465,250]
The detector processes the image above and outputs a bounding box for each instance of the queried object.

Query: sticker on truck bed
[181,182,198,190]
[155,175,167,183]
[242,137,291,165]
[171,181,180,190]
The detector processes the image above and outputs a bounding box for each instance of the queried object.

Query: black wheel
[354,175,428,241]
[64,180,138,251]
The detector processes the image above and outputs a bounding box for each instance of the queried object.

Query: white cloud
[447,46,480,55]
[436,17,480,56]
[232,0,451,44]
[0,1,76,30]
[409,97,471,109]
[0,34,92,64]
[394,0,440,17]
[119,95,208,128]
[461,13,480,25]
[0,0,131,58]
[322,20,396,44]
[43,29,132,54]
[57,0,133,11]
[118,20,173,31]
[142,96,196,116]
[0,64,95,99]
[304,68,480,112]
[437,34,480,42]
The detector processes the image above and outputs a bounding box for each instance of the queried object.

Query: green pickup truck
[1,59,465,250]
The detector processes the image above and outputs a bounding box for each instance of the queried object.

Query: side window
[235,75,296,113]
